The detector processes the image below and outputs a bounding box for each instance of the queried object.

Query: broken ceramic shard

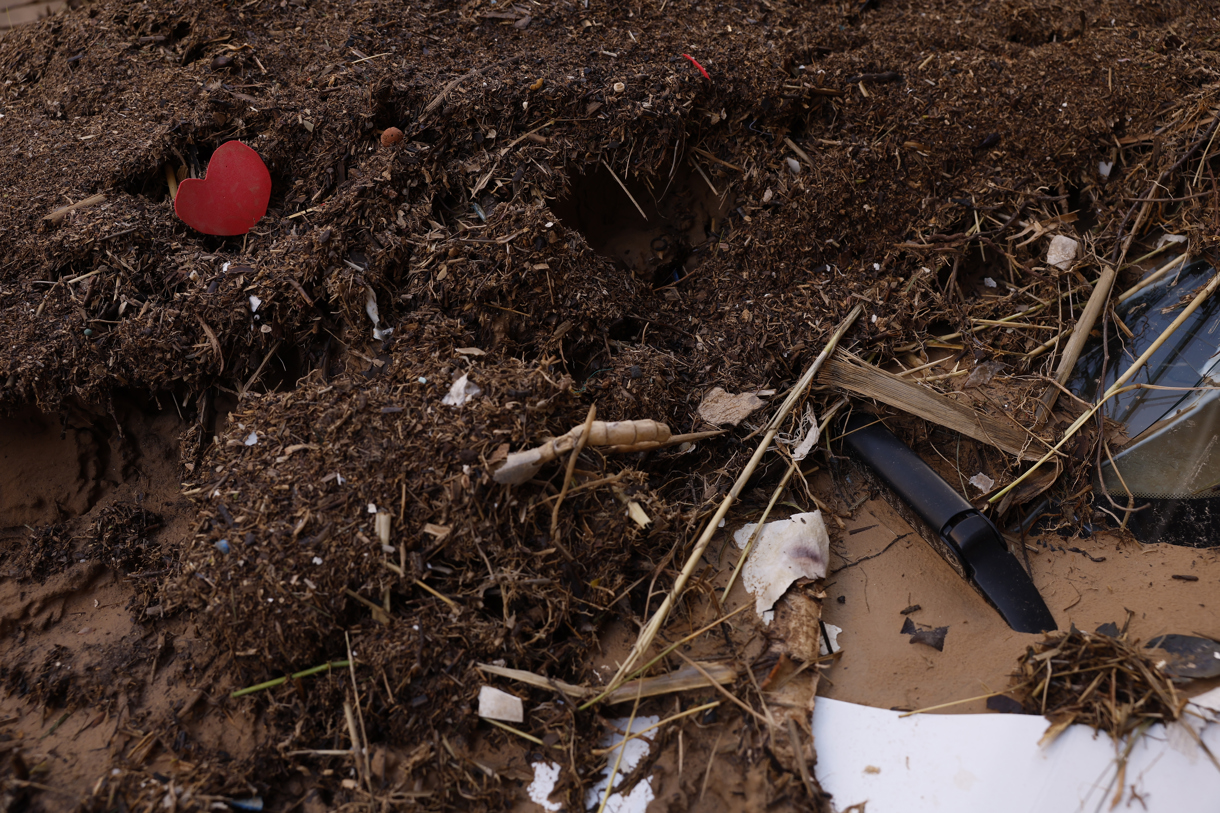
[697,386,766,427]
[734,511,829,624]
[477,686,524,723]
[1046,235,1079,270]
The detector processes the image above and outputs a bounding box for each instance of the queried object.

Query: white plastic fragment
[1098,160,1113,178]
[734,511,829,624]
[786,157,802,175]
[1157,233,1188,249]
[478,686,524,723]
[1046,235,1079,270]
[244,432,258,446]
[249,295,262,313]
[442,374,482,407]
[968,473,995,493]
[528,762,563,812]
[585,716,660,813]
[984,277,997,288]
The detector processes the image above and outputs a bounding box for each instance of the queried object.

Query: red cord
[682,53,710,80]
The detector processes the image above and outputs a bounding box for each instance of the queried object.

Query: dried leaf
[698,387,766,427]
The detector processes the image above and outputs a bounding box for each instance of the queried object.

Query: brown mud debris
[2,0,1220,810]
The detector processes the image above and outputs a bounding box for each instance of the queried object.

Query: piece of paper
[734,511,828,624]
[812,696,1220,813]
[477,686,523,723]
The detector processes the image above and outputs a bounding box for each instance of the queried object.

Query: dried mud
[2,0,1220,810]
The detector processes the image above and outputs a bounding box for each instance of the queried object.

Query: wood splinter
[494,419,723,485]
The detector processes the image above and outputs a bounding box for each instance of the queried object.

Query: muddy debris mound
[2,0,1220,809]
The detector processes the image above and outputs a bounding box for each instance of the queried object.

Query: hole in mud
[0,395,185,530]
[948,246,1011,300]
[552,157,733,289]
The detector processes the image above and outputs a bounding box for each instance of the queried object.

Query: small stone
[380,127,404,147]
[1047,235,1079,271]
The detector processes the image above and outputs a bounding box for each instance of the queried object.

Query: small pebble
[83,328,93,336]
[381,126,404,147]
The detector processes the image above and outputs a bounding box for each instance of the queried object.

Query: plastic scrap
[442,374,482,407]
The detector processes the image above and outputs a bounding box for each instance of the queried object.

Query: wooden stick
[424,67,479,115]
[993,269,1220,504]
[1033,264,1116,427]
[1027,254,1188,360]
[691,146,744,173]
[601,159,649,222]
[608,305,862,688]
[783,136,814,167]
[165,164,179,201]
[43,193,106,224]
[1115,252,1189,303]
[240,340,282,397]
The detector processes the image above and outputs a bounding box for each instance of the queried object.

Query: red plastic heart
[174,141,271,236]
